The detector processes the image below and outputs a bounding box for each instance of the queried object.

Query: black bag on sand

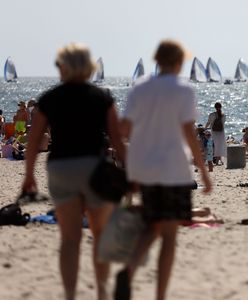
[90,158,130,203]
[0,203,30,226]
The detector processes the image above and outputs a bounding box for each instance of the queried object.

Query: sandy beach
[0,153,248,300]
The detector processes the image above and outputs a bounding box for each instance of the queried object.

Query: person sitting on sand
[181,207,223,226]
[11,133,28,160]
[13,101,29,135]
[12,140,26,160]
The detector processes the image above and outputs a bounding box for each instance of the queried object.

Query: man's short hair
[154,40,185,69]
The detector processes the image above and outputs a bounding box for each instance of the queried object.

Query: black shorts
[140,185,192,223]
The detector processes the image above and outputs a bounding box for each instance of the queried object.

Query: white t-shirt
[123,74,197,185]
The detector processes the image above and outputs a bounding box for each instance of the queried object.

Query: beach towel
[30,214,57,224]
[30,212,89,227]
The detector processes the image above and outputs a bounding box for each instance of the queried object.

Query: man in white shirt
[114,40,211,300]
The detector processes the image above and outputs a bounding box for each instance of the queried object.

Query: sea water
[0,77,247,140]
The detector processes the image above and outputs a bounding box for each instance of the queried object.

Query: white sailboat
[91,57,104,83]
[4,57,18,82]
[190,57,207,82]
[206,57,222,82]
[132,58,145,83]
[234,58,248,82]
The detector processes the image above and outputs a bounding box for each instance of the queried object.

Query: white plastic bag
[98,207,145,264]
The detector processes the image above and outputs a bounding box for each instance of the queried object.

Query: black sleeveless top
[38,82,114,160]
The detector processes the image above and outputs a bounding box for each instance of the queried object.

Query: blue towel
[30,215,57,224]
[30,214,89,227]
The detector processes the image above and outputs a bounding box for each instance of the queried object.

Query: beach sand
[0,153,248,300]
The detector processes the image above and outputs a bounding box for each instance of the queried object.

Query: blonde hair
[154,40,185,69]
[56,43,96,81]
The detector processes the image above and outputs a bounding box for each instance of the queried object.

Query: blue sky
[0,0,247,77]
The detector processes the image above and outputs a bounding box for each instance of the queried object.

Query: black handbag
[90,158,130,203]
[0,203,30,226]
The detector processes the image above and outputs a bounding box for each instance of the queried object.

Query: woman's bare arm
[22,110,48,192]
[107,105,126,163]
[119,118,132,141]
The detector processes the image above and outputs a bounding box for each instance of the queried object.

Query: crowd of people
[0,99,50,159]
[0,40,247,300]
[196,101,248,172]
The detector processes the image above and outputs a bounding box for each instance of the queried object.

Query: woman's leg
[56,197,84,300]
[87,203,115,300]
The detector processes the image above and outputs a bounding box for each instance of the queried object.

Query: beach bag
[90,158,130,203]
[98,206,146,263]
[0,203,30,226]
[212,114,223,132]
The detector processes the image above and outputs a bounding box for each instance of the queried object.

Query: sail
[92,57,104,82]
[234,58,248,81]
[190,57,207,82]
[4,57,18,82]
[132,58,145,82]
[206,57,222,82]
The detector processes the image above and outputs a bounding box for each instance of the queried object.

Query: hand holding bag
[89,157,130,203]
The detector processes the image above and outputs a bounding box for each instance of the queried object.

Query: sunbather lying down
[181,207,224,226]
[118,203,223,227]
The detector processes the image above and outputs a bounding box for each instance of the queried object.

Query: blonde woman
[22,43,125,300]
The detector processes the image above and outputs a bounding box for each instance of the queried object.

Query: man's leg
[156,221,179,300]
